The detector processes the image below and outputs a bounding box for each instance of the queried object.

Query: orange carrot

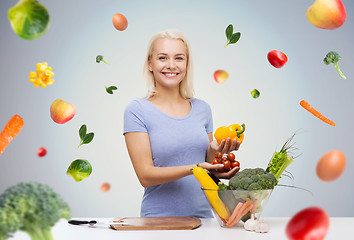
[251,199,258,216]
[300,100,335,126]
[226,200,252,227]
[227,200,253,227]
[0,115,24,157]
[226,202,243,227]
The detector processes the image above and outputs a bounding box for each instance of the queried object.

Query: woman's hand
[199,162,239,180]
[209,137,240,154]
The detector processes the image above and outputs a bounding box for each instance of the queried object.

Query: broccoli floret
[323,51,346,79]
[0,182,70,240]
[248,183,262,190]
[0,205,21,240]
[96,55,111,64]
[229,168,277,191]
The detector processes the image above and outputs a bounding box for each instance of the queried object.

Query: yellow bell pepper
[191,165,230,220]
[214,123,246,144]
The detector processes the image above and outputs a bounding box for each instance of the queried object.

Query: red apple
[50,99,76,124]
[306,0,347,30]
[214,70,229,84]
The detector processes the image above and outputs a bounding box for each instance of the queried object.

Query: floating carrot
[0,115,24,157]
[226,202,243,227]
[300,100,335,126]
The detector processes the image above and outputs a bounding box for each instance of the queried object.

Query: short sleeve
[123,100,148,135]
[204,101,213,134]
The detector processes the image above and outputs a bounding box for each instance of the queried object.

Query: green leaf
[105,86,118,94]
[83,133,94,144]
[79,124,87,140]
[225,24,233,41]
[229,32,241,44]
[105,87,113,94]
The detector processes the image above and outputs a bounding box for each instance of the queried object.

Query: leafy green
[78,124,94,147]
[105,86,118,94]
[67,159,92,182]
[8,0,50,40]
[0,182,70,240]
[225,24,241,47]
[266,132,298,181]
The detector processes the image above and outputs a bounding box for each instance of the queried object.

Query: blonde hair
[143,29,194,99]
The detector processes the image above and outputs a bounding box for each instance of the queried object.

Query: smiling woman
[123,29,241,218]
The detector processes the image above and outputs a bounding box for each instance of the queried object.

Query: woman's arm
[125,132,224,188]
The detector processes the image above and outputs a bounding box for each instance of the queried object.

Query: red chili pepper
[267,50,288,68]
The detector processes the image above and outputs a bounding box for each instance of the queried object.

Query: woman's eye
[158,56,166,60]
[176,57,184,60]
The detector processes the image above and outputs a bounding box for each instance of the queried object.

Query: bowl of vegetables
[202,168,276,228]
[203,187,273,228]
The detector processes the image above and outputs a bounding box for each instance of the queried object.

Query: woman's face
[148,38,187,91]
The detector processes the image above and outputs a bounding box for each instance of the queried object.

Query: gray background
[0,0,353,219]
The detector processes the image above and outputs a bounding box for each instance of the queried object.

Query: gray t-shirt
[123,98,213,218]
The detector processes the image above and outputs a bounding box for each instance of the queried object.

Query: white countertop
[9,217,354,240]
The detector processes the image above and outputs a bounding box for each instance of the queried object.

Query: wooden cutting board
[110,216,201,230]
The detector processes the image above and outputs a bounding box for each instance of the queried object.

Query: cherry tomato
[223,160,231,170]
[37,147,47,157]
[212,158,219,165]
[215,152,223,159]
[231,161,240,169]
[221,156,228,162]
[227,152,235,161]
[267,50,288,68]
[286,207,329,240]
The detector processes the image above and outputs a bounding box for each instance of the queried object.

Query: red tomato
[212,158,219,165]
[221,156,228,162]
[223,160,231,170]
[267,50,288,68]
[231,161,240,169]
[37,147,47,157]
[227,152,235,161]
[112,13,128,31]
[215,152,223,159]
[286,207,329,240]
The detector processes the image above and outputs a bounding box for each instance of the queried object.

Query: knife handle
[68,220,97,225]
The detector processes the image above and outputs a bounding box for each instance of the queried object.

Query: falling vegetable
[29,62,54,88]
[0,115,24,158]
[267,50,288,68]
[8,0,50,40]
[105,86,118,94]
[251,89,260,98]
[300,100,335,126]
[37,147,47,157]
[225,24,241,47]
[96,55,110,64]
[323,51,346,79]
[112,13,128,31]
[67,159,92,182]
[78,124,94,147]
[101,183,111,192]
[286,207,329,240]
[316,150,346,182]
